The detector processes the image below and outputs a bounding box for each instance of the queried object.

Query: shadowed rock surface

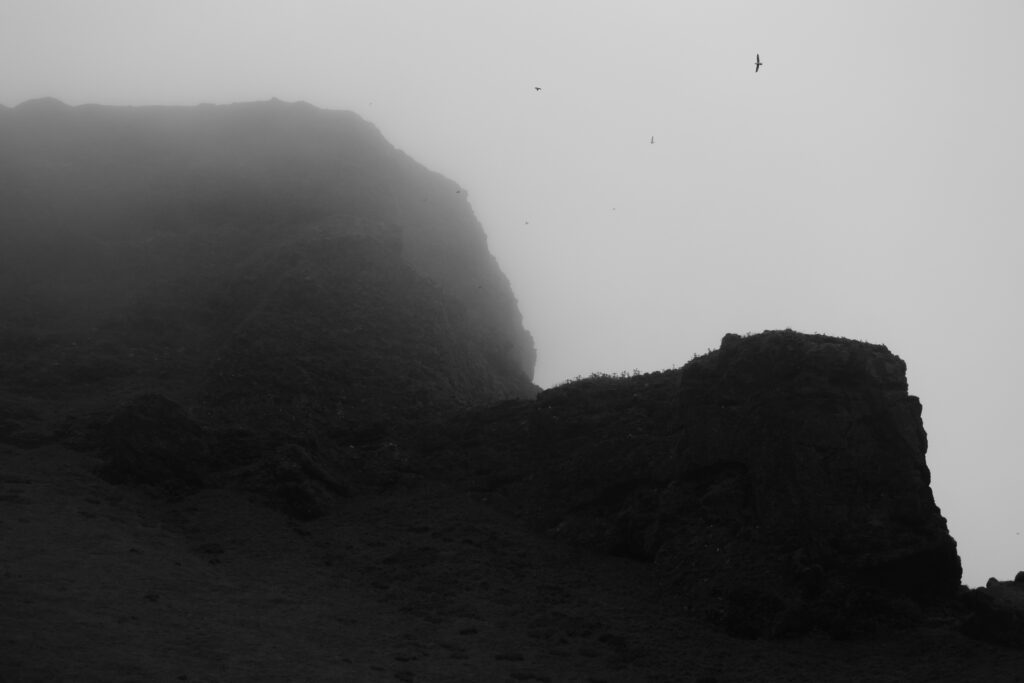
[421,331,966,638]
[667,331,962,634]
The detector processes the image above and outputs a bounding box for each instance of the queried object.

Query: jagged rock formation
[0,98,536,434]
[423,330,963,637]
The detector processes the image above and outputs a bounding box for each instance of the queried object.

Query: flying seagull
[755,53,762,73]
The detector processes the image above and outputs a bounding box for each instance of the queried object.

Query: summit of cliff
[0,98,536,433]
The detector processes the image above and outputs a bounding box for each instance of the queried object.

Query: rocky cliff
[667,331,961,633]
[0,98,536,434]
[422,330,964,638]
[4,98,1010,656]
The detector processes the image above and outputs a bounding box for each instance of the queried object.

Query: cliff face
[666,331,962,630]
[423,330,962,637]
[0,98,536,430]
[0,97,984,648]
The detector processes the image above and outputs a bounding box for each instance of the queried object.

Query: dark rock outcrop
[425,330,962,638]
[671,331,959,584]
[662,330,961,634]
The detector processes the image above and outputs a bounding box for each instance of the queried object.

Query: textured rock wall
[426,330,964,637]
[671,330,961,599]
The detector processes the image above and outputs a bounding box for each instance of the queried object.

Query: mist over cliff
[0,97,536,431]
[3,98,1024,680]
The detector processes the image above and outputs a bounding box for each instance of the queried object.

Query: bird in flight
[534,86,542,91]
[755,54,762,72]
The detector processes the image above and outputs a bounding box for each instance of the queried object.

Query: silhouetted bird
[755,54,762,72]
[534,86,542,91]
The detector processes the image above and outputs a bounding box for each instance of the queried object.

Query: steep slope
[0,98,536,432]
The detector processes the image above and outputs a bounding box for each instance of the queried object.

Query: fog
[3,0,1022,587]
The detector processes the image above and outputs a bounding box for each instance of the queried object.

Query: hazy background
[2,0,1021,587]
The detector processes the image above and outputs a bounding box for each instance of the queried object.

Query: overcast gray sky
[3,0,1021,586]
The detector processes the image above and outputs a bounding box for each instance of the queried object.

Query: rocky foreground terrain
[2,100,1023,681]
